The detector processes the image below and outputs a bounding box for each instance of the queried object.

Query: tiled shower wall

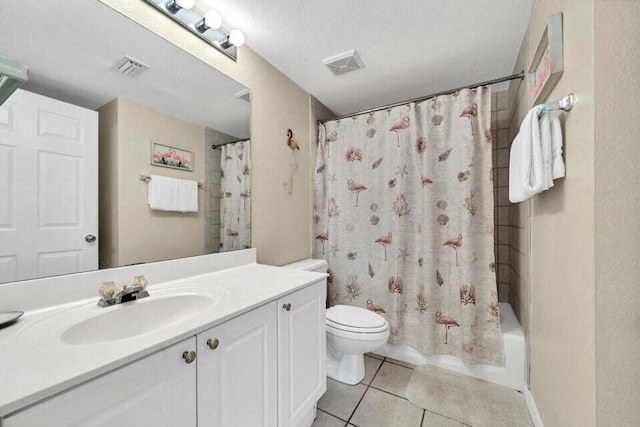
[506,31,531,339]
[492,90,512,303]
[204,127,232,253]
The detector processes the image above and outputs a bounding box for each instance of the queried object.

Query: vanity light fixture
[0,54,29,107]
[195,9,223,33]
[145,0,244,61]
[165,0,195,14]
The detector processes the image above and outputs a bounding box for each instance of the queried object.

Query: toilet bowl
[326,305,389,384]
[283,258,390,385]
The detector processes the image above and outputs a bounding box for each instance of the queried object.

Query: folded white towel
[509,106,544,203]
[549,111,566,179]
[148,175,198,213]
[539,112,554,191]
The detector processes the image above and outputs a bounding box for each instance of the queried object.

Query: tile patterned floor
[314,354,471,427]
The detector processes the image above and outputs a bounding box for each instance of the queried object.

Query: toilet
[284,259,390,385]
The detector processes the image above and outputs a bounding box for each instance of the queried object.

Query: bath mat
[406,365,532,427]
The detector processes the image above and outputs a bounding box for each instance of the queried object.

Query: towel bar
[139,174,203,188]
[538,94,574,115]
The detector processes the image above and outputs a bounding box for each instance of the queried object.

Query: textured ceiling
[197,0,532,115]
[0,0,250,138]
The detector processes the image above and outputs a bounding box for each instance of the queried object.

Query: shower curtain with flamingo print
[314,87,503,366]
[220,140,251,251]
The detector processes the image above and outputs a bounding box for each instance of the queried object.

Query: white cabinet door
[278,281,327,427]
[4,338,197,427]
[197,302,278,427]
[0,89,98,284]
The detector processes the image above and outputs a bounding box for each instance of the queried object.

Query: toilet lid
[326,305,387,332]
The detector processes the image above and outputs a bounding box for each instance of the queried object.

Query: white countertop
[0,263,326,418]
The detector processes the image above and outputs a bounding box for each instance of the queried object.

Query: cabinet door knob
[182,351,197,364]
[206,338,220,350]
[283,303,292,311]
[85,234,97,243]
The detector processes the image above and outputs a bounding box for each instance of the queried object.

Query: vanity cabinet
[3,280,326,427]
[197,301,278,427]
[4,337,198,427]
[278,283,327,427]
[196,281,326,427]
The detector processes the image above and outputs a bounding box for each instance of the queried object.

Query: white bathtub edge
[374,302,526,391]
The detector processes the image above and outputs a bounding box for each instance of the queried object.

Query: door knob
[207,338,219,350]
[85,234,97,243]
[182,351,197,364]
[283,303,292,311]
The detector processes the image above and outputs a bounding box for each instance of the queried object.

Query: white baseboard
[524,387,543,427]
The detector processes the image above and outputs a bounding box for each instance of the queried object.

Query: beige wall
[594,1,640,425]
[508,1,597,426]
[99,0,313,266]
[99,98,206,267]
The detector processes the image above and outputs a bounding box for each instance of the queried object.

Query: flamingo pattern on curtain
[314,87,503,366]
[220,140,251,251]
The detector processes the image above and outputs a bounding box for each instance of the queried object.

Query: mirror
[0,0,251,284]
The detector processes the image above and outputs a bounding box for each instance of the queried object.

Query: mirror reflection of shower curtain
[220,140,251,251]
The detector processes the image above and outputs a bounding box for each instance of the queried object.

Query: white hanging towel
[147,175,198,212]
[539,111,554,191]
[539,110,566,191]
[549,110,566,180]
[509,106,544,203]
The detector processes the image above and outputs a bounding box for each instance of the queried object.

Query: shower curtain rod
[212,138,249,149]
[318,71,525,124]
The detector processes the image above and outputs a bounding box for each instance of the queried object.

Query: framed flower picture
[528,12,564,105]
[150,142,194,171]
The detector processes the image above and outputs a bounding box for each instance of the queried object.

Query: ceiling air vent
[113,56,149,77]
[322,49,365,76]
[235,88,251,103]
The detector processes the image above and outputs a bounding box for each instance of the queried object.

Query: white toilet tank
[282,258,328,274]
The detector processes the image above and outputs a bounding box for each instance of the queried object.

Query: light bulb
[175,0,195,9]
[204,10,222,30]
[166,0,194,13]
[229,29,245,47]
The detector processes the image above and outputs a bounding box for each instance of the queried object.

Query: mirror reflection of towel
[148,175,198,212]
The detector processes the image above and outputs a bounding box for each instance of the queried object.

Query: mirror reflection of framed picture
[150,142,194,171]
[528,12,564,105]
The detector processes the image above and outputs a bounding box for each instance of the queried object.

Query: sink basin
[60,294,215,345]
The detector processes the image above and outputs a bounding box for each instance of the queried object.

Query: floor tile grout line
[344,356,387,426]
[368,384,409,401]
[423,407,473,426]
[383,359,416,370]
[316,407,350,424]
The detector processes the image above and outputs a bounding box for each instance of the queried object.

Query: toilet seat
[326,305,389,334]
[326,319,389,334]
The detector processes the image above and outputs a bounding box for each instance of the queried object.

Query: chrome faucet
[98,276,150,307]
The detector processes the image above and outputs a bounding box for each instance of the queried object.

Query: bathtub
[373,302,526,391]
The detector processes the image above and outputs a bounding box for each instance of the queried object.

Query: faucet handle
[132,275,149,290]
[99,281,121,300]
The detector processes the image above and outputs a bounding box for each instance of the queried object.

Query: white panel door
[0,89,98,283]
[197,302,278,427]
[4,337,197,427]
[278,282,327,427]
